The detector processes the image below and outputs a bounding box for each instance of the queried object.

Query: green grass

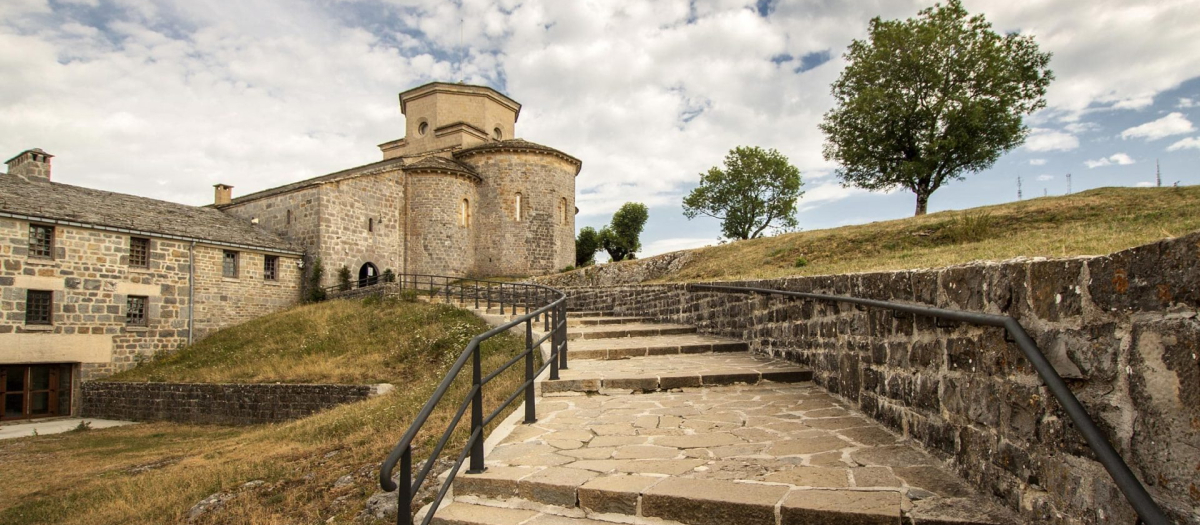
[0,298,532,525]
[644,186,1200,282]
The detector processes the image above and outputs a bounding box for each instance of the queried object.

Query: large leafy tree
[599,203,648,262]
[683,146,804,240]
[820,0,1053,215]
[575,226,601,267]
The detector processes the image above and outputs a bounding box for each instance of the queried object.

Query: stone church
[0,81,578,421]
[218,81,581,285]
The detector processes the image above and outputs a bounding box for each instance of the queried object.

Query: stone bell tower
[378,82,522,159]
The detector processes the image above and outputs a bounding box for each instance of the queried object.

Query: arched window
[493,127,502,140]
[514,193,523,221]
[560,197,569,225]
[418,121,429,136]
[460,198,471,227]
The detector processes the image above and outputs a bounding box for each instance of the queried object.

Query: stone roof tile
[0,175,300,253]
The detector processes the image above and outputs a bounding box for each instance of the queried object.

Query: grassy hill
[0,298,529,525]
[652,186,1200,282]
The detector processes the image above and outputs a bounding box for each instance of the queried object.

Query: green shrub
[945,212,994,243]
[305,257,327,303]
[382,268,396,283]
[794,257,809,268]
[559,265,575,273]
[398,289,420,302]
[337,265,352,291]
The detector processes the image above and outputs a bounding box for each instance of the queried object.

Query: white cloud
[1029,158,1047,166]
[1036,174,1054,181]
[1135,182,1155,187]
[1063,122,1099,134]
[794,182,869,212]
[641,237,714,257]
[1084,153,1135,168]
[1179,98,1197,108]
[1166,136,1200,151]
[1120,112,1196,141]
[1024,128,1079,152]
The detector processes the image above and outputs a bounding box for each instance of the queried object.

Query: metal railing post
[397,445,412,525]
[474,280,480,309]
[487,282,492,310]
[524,285,530,316]
[524,319,536,424]
[559,302,569,370]
[549,304,560,380]
[500,283,506,315]
[468,344,485,474]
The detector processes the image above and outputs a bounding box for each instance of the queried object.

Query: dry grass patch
[0,298,533,524]
[653,186,1200,282]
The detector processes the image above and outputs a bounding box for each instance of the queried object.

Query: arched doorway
[358,262,379,287]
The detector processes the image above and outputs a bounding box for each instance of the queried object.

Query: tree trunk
[914,192,929,216]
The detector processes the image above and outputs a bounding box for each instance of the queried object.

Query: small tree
[599,203,648,262]
[820,0,1053,215]
[382,268,396,283]
[337,265,352,291]
[575,226,601,267]
[305,257,326,303]
[683,146,804,240]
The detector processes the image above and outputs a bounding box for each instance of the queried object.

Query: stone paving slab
[451,383,1017,525]
[543,353,812,393]
[566,323,696,341]
[564,334,748,360]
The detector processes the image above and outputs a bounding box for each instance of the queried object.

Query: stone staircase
[422,304,1017,525]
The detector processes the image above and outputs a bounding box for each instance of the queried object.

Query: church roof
[0,175,301,254]
[222,157,408,207]
[402,155,481,181]
[455,139,582,173]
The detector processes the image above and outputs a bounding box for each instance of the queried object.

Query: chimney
[214,184,234,206]
[5,149,53,182]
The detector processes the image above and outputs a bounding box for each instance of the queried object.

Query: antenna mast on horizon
[1156,159,1162,187]
[1017,176,1022,200]
[1066,173,1072,194]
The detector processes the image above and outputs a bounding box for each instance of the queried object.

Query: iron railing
[347,274,569,525]
[687,283,1170,525]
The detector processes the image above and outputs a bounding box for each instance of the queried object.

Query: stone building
[0,82,580,421]
[218,81,581,283]
[0,149,303,422]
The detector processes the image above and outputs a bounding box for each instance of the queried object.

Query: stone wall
[466,150,575,276]
[82,381,390,425]
[319,169,406,285]
[405,171,477,277]
[0,218,301,382]
[535,249,695,287]
[558,232,1200,524]
[222,185,323,257]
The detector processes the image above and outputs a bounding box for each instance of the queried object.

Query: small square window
[28,224,53,259]
[223,250,239,278]
[264,255,278,281]
[129,237,150,268]
[126,295,147,326]
[25,290,53,325]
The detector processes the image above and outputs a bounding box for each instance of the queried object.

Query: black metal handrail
[364,274,569,525]
[687,283,1169,525]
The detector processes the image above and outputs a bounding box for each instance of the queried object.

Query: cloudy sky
[3,0,1199,258]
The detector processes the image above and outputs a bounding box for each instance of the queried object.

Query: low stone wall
[535,250,694,287]
[82,382,392,425]
[560,232,1200,524]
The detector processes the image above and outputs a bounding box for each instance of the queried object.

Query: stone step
[566,334,748,360]
[541,353,812,394]
[430,501,664,525]
[453,382,1018,525]
[567,323,696,341]
[567,316,655,327]
[567,310,614,317]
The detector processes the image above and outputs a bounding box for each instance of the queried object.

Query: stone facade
[1,156,303,421]
[81,381,389,425]
[220,82,579,282]
[555,232,1200,524]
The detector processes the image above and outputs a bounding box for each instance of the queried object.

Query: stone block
[642,478,788,525]
[577,474,660,515]
[779,489,902,525]
[518,467,598,506]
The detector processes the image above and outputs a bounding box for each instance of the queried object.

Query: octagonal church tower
[219,81,579,282]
